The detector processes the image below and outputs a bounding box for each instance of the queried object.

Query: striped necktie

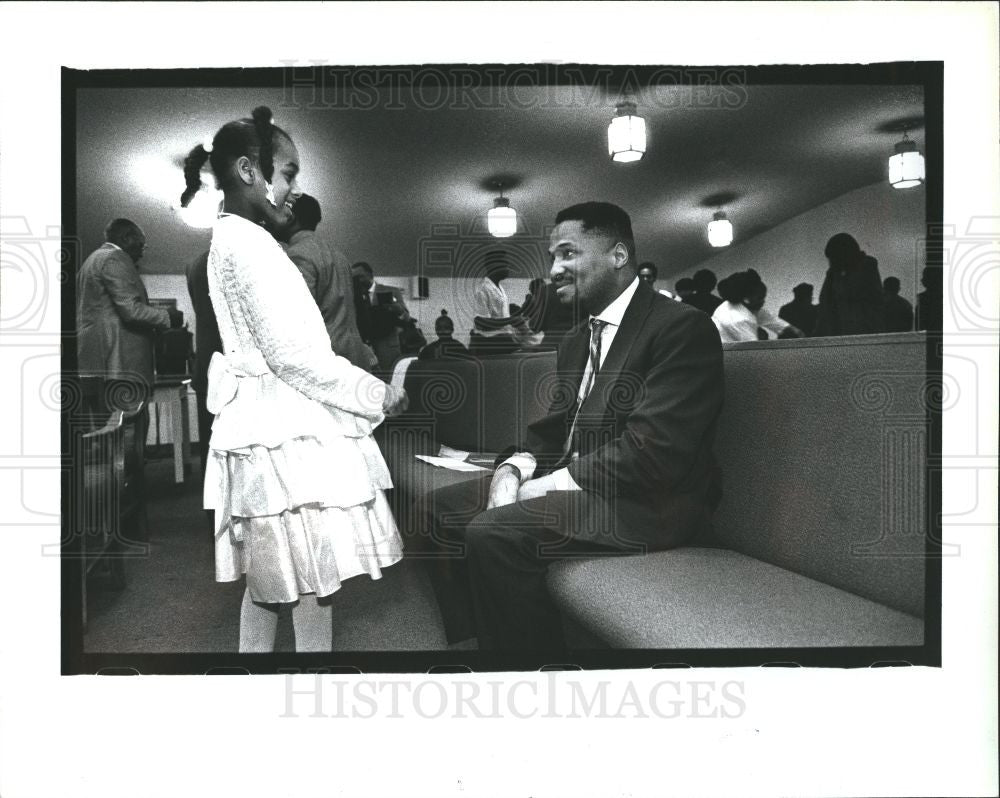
[562,318,608,460]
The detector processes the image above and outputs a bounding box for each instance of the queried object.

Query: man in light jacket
[76,218,179,396]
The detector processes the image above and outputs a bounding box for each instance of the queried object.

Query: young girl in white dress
[180,106,408,652]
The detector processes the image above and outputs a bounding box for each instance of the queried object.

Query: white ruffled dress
[204,214,402,604]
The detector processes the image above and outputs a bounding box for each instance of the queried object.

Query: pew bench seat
[546,547,924,649]
[385,333,931,651]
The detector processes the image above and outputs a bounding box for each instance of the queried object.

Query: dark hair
[717,269,765,303]
[435,309,454,335]
[693,268,717,292]
[104,218,140,242]
[352,261,374,278]
[638,261,658,279]
[291,193,321,231]
[921,266,942,289]
[824,232,861,261]
[883,276,901,292]
[180,105,290,208]
[675,277,695,292]
[793,282,813,297]
[484,250,509,277]
[555,202,636,267]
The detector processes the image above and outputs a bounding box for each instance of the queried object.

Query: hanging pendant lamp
[608,99,646,163]
[707,211,733,248]
[487,185,517,238]
[888,131,925,189]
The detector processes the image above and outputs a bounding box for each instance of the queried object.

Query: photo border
[61,61,944,675]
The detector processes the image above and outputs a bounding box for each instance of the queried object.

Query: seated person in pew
[882,276,914,333]
[419,310,472,360]
[521,278,581,349]
[687,269,724,315]
[637,260,679,301]
[712,269,806,342]
[385,320,430,387]
[398,318,428,357]
[470,250,543,355]
[425,201,725,652]
[778,282,818,337]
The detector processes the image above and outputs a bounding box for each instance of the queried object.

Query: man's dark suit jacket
[505,280,725,549]
[285,231,376,371]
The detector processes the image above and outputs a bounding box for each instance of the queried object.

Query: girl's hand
[382,385,409,417]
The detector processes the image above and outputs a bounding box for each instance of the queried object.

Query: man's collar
[592,276,641,326]
[287,229,312,245]
[106,242,122,252]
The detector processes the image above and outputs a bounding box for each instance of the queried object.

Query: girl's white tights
[238,588,333,653]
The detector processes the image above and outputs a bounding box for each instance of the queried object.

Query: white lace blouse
[205,213,388,453]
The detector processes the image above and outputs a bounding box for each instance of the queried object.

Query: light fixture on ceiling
[608,98,646,163]
[487,183,517,238]
[888,130,925,190]
[707,211,733,248]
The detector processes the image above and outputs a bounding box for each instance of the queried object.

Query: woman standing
[813,233,886,337]
[181,106,407,652]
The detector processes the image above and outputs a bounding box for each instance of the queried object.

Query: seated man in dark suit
[426,202,725,652]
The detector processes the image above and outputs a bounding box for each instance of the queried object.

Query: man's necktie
[561,318,608,461]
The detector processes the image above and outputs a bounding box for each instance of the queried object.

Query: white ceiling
[75,78,926,280]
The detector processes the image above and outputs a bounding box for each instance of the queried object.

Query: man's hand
[487,464,521,509]
[778,325,806,339]
[381,384,409,417]
[517,476,553,502]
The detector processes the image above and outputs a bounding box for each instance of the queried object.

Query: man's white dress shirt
[503,277,641,492]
